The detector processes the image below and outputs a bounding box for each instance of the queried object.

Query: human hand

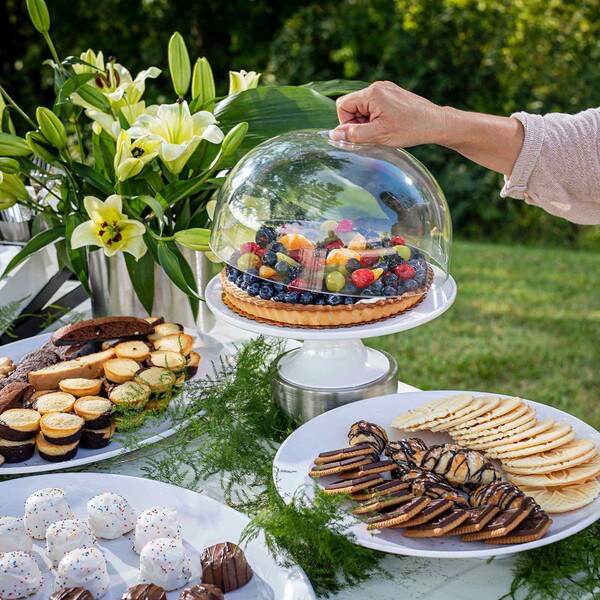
[331,81,449,147]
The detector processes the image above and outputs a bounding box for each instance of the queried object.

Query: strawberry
[255,247,269,259]
[392,236,406,246]
[359,254,378,268]
[240,241,260,255]
[324,238,344,250]
[288,278,306,292]
[336,219,354,233]
[351,268,375,289]
[395,264,415,281]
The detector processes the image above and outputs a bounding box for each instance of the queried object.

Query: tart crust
[220,267,432,328]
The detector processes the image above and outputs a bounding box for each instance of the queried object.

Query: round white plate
[1,473,315,599]
[205,271,457,341]
[0,330,227,475]
[273,390,600,559]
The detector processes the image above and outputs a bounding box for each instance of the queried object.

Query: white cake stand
[205,272,457,420]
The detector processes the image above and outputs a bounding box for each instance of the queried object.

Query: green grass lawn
[368,240,600,429]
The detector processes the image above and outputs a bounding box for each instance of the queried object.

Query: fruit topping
[259,265,277,279]
[255,226,277,247]
[237,253,260,271]
[392,236,406,245]
[395,245,412,260]
[240,241,260,255]
[324,238,344,250]
[320,219,339,231]
[351,268,376,289]
[325,271,346,293]
[276,252,300,267]
[336,219,354,233]
[395,264,416,281]
[348,233,367,251]
[279,233,314,251]
[326,248,361,267]
[359,254,378,268]
[372,268,384,281]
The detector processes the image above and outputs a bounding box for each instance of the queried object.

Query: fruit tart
[221,221,433,328]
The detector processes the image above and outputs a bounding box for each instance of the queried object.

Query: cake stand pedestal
[205,274,457,421]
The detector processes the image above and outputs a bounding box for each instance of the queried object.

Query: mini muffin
[59,378,103,397]
[0,408,40,441]
[36,432,79,462]
[32,391,76,415]
[114,340,151,361]
[80,423,116,450]
[104,358,141,383]
[153,333,194,356]
[73,396,115,430]
[40,412,85,445]
[0,437,36,463]
[150,351,187,372]
[109,381,151,409]
[134,367,176,394]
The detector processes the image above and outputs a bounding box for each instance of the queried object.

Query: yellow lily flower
[114,130,160,181]
[0,173,29,210]
[87,100,148,140]
[128,100,224,174]
[228,70,261,95]
[71,195,147,259]
[72,50,160,110]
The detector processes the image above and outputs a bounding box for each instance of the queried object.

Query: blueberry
[243,267,258,282]
[256,226,277,247]
[342,282,359,295]
[285,291,299,304]
[383,273,399,288]
[345,258,361,272]
[327,294,342,306]
[388,255,405,269]
[371,280,384,294]
[414,269,427,286]
[407,259,420,269]
[235,275,244,288]
[247,282,260,296]
[382,237,394,248]
[262,251,277,267]
[270,242,286,254]
[411,248,424,260]
[239,281,249,291]
[314,295,327,305]
[343,296,356,304]
[259,285,274,300]
[275,260,290,277]
[273,282,286,293]
[227,267,241,282]
[273,291,286,303]
[374,260,388,271]
[288,266,302,281]
[383,285,397,296]
[299,291,314,305]
[404,279,419,292]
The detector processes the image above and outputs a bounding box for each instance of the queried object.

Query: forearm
[435,107,525,177]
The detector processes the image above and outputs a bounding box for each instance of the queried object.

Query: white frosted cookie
[46,518,96,567]
[87,492,136,539]
[55,547,109,599]
[139,537,191,591]
[24,488,73,539]
[0,517,32,553]
[0,551,43,599]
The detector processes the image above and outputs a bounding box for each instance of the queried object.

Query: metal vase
[88,247,217,332]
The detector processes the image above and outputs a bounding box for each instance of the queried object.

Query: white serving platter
[0,472,315,599]
[0,330,227,475]
[273,390,600,559]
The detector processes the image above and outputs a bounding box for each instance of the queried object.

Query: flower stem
[0,85,36,128]
[74,120,85,161]
[43,33,65,80]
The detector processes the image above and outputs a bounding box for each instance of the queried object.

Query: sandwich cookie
[350,480,410,501]
[0,437,36,462]
[74,396,115,430]
[0,408,40,441]
[352,489,415,515]
[40,412,84,445]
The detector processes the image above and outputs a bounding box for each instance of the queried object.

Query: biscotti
[0,382,35,414]
[28,349,116,390]
[51,316,153,346]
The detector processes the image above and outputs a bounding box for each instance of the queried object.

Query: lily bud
[173,228,211,252]
[228,70,261,96]
[36,107,67,150]
[0,158,20,175]
[26,0,50,34]
[0,173,29,210]
[221,122,248,158]
[168,32,191,98]
[191,57,215,111]
[26,131,58,163]
[0,133,32,157]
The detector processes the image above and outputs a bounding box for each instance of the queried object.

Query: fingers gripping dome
[210,130,451,328]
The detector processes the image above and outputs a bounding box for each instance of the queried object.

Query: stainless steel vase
[88,247,218,332]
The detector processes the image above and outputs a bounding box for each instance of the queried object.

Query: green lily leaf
[71,162,114,196]
[65,212,91,295]
[124,251,155,315]
[215,86,338,159]
[156,175,210,208]
[1,227,65,278]
[92,130,116,181]
[57,72,97,104]
[77,84,111,113]
[301,79,371,97]
[62,56,103,71]
[137,195,165,228]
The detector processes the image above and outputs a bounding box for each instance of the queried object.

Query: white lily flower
[128,100,224,174]
[71,49,161,114]
[228,70,261,95]
[114,130,161,181]
[71,194,147,259]
[86,101,148,140]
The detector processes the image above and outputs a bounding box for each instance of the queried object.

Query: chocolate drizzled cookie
[50,589,95,600]
[348,420,389,455]
[470,481,541,513]
[200,542,253,593]
[120,583,167,599]
[384,438,427,464]
[412,443,501,488]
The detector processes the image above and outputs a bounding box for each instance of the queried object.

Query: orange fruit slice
[278,233,315,251]
[326,248,361,267]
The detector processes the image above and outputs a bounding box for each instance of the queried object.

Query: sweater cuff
[500,112,545,199]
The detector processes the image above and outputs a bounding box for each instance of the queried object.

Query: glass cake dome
[210,130,451,303]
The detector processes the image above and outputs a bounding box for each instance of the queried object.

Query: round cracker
[391,393,474,431]
[519,480,600,513]
[506,455,600,488]
[488,423,573,458]
[449,402,531,438]
[495,429,576,460]
[464,418,554,451]
[430,397,501,432]
[500,438,597,469]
